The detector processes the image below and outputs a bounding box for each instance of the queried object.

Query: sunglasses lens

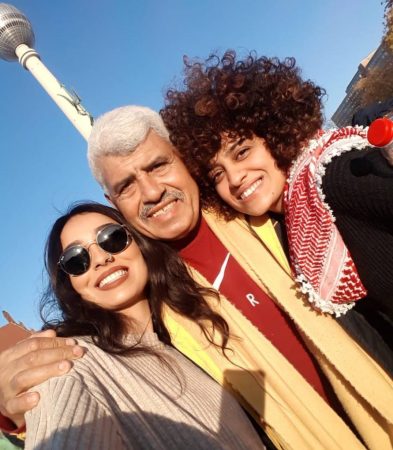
[60,246,90,276]
[98,224,130,254]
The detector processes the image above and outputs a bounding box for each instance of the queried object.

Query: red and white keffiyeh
[284,127,369,316]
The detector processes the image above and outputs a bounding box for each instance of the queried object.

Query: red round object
[367,117,393,147]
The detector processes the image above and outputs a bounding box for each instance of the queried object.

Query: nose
[226,165,246,189]
[138,173,166,203]
[88,243,114,270]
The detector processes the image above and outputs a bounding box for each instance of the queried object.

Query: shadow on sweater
[27,411,267,450]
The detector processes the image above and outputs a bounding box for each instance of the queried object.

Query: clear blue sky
[0,0,385,329]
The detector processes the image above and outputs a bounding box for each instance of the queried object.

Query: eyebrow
[111,155,171,194]
[62,223,114,251]
[112,174,136,195]
[142,155,168,173]
[224,137,245,155]
[210,137,246,170]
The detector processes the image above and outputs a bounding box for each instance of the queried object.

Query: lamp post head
[0,3,34,61]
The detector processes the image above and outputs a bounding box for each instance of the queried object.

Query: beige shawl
[163,212,393,450]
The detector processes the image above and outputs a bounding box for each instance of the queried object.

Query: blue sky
[0,0,385,329]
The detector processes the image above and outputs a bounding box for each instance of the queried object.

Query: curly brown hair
[161,50,326,219]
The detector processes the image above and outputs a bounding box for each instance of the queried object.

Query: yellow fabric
[248,215,291,273]
[163,212,393,450]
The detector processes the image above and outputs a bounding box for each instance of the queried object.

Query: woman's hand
[0,329,84,428]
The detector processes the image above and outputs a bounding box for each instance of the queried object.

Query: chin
[246,206,269,217]
[162,232,186,241]
[163,224,191,240]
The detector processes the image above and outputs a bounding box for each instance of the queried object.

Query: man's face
[98,130,200,241]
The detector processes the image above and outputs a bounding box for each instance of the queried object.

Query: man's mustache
[139,190,185,220]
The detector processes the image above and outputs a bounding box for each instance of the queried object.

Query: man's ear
[104,193,116,208]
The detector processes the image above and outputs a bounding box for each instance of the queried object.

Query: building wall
[0,312,32,352]
[332,44,393,127]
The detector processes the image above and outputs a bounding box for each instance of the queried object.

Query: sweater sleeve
[322,147,393,318]
[322,147,393,222]
[24,376,127,450]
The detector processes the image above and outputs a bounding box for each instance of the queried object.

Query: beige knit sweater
[25,333,265,450]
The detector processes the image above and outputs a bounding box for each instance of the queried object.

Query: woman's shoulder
[31,339,103,395]
[315,126,371,162]
[72,337,109,370]
[24,342,127,450]
[31,332,171,396]
[27,339,119,419]
[69,333,167,377]
[28,337,113,395]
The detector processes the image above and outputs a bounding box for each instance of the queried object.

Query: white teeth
[240,179,262,200]
[99,270,127,288]
[151,201,175,218]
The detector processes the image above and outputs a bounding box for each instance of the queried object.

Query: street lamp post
[0,3,92,140]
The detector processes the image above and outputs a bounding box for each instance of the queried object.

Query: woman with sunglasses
[24,202,266,450]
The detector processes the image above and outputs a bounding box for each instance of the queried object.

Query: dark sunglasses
[58,223,132,276]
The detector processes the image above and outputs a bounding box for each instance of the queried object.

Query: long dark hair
[41,202,229,356]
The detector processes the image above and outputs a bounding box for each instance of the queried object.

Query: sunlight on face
[209,134,286,216]
[60,212,149,320]
[98,131,200,241]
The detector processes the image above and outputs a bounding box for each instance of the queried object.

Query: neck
[123,298,154,333]
[169,213,202,251]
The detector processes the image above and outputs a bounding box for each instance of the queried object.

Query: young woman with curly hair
[161,50,393,340]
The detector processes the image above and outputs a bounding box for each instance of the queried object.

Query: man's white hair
[88,105,170,190]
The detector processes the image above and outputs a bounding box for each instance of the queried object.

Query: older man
[1,106,393,450]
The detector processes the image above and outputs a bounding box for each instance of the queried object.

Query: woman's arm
[322,147,393,221]
[322,147,393,315]
[25,375,127,450]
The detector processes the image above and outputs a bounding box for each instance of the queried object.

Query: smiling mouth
[98,269,128,288]
[239,179,262,200]
[150,200,176,218]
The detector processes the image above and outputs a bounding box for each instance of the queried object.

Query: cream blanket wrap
[163,212,393,450]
